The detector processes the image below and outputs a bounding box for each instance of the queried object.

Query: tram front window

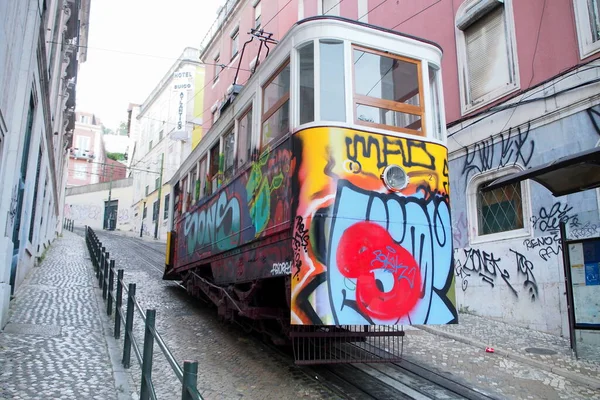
[352,45,424,135]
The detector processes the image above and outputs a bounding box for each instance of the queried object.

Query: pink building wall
[202,0,600,130]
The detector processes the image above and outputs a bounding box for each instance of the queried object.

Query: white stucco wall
[64,178,134,232]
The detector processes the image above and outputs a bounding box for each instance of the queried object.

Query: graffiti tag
[345,134,436,170]
[531,202,579,233]
[462,123,534,183]
[183,191,241,255]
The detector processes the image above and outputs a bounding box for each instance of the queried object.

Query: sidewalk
[402,313,600,399]
[0,231,132,400]
[419,313,600,387]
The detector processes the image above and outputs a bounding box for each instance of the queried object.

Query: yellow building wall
[191,66,205,149]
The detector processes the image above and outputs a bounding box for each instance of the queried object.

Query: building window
[148,140,153,152]
[574,0,600,58]
[74,163,87,179]
[237,107,253,168]
[164,194,170,219]
[254,1,262,29]
[231,28,239,60]
[467,166,530,243]
[322,0,340,15]
[477,181,524,235]
[145,185,149,196]
[456,0,519,114]
[155,176,160,190]
[29,147,43,243]
[262,61,290,149]
[76,136,90,151]
[353,45,423,135]
[223,129,236,181]
[213,53,221,84]
[152,200,159,222]
[159,129,164,141]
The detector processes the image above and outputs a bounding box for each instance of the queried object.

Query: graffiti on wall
[291,127,456,326]
[64,204,102,221]
[454,247,538,301]
[8,185,18,228]
[531,201,579,232]
[523,234,562,261]
[462,123,534,184]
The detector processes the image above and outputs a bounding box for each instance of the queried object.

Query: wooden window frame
[261,60,290,148]
[351,45,425,136]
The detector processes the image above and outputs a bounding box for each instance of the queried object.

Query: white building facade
[129,48,204,241]
[0,0,91,326]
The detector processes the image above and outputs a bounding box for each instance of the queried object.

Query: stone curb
[416,325,600,390]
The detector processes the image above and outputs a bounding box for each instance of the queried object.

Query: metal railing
[85,226,203,400]
[63,219,74,232]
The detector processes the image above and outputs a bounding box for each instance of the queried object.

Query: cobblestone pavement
[91,229,600,400]
[0,232,128,400]
[419,313,600,385]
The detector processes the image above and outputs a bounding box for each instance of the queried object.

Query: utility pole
[154,153,164,240]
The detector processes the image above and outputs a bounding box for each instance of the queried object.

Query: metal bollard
[107,260,115,315]
[102,252,110,295]
[98,246,105,278]
[139,309,156,400]
[122,283,136,368]
[114,269,124,339]
[182,361,200,400]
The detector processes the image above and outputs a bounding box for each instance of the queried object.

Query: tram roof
[293,15,443,53]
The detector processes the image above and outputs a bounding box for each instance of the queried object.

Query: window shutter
[465,6,510,102]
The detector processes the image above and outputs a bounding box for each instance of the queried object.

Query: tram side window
[198,157,207,199]
[223,129,236,181]
[209,143,221,194]
[298,42,314,124]
[181,176,189,213]
[237,107,252,168]
[429,64,444,141]
[262,61,290,150]
[352,46,424,135]
[320,39,345,122]
[190,168,198,203]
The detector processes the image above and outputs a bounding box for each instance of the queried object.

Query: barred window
[477,181,523,235]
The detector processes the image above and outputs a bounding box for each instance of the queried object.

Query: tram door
[103,200,118,230]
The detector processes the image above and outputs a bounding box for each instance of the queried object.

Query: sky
[76,0,222,130]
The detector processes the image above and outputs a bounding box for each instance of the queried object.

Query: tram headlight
[381,164,409,192]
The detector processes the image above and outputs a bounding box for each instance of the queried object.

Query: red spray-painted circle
[337,222,421,320]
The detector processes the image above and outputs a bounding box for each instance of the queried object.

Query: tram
[164,16,457,364]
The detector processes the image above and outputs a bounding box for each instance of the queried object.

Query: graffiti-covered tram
[164,16,457,364]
